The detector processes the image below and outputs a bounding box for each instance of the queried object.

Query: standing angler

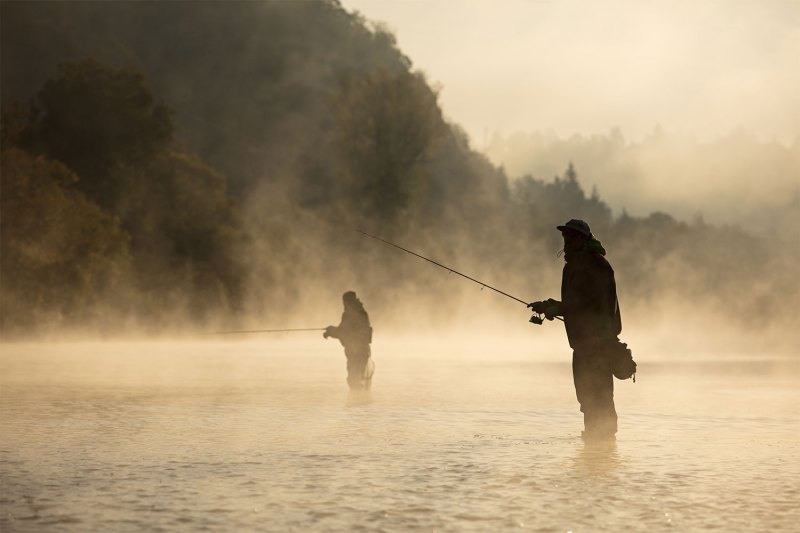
[529,219,634,442]
[324,291,374,391]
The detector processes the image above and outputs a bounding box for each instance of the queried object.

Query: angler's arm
[528,298,563,319]
[324,312,349,339]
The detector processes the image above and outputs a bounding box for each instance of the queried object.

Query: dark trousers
[344,345,372,391]
[572,348,617,438]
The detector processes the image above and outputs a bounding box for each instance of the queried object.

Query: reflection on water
[0,339,798,532]
[345,390,374,408]
[572,441,620,476]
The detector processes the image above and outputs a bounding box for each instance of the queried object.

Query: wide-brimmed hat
[556,219,592,237]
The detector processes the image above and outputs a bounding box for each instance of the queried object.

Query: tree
[26,59,173,210]
[329,68,446,224]
[0,147,130,330]
[2,59,247,329]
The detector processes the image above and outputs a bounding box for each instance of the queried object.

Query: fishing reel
[527,299,557,325]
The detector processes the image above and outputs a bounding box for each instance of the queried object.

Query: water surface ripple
[1,340,797,532]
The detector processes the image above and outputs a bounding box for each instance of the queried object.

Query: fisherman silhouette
[529,219,634,442]
[324,291,374,391]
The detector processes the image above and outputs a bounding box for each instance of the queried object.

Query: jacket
[560,250,622,349]
[328,307,372,348]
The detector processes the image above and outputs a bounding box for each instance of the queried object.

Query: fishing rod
[205,328,326,335]
[357,230,563,324]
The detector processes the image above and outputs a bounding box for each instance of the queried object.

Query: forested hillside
[486,129,800,240]
[1,0,796,341]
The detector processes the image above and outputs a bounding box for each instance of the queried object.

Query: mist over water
[1,337,798,531]
[1,1,797,343]
[1,1,798,531]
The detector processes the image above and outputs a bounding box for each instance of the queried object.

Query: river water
[1,337,798,532]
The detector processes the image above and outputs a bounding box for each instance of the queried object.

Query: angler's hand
[542,298,560,320]
[527,301,546,313]
[323,326,333,339]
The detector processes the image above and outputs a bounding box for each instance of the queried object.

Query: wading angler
[324,291,374,391]
[529,219,636,442]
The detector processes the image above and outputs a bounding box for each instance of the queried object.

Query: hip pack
[607,340,637,381]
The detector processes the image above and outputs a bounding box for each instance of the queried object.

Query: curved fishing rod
[357,230,563,323]
[357,230,527,304]
[205,328,326,335]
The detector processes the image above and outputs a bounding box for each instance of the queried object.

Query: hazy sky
[340,0,800,146]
